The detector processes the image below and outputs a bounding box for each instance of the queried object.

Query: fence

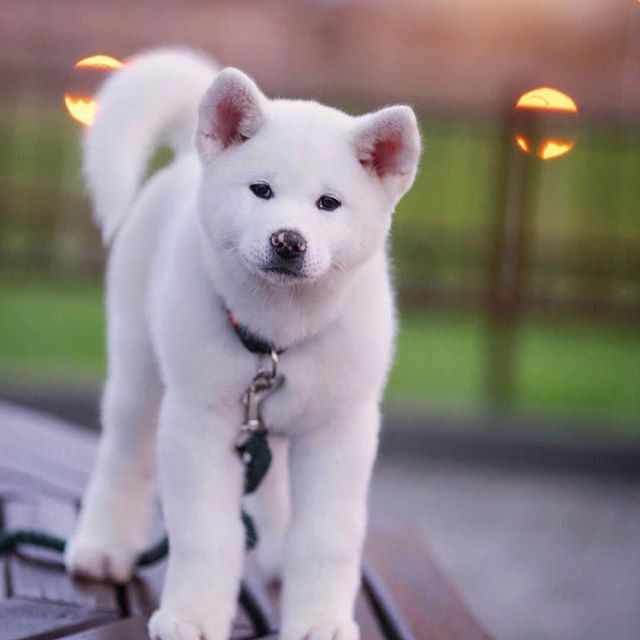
[1,54,639,408]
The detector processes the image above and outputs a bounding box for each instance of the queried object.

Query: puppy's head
[196,68,421,286]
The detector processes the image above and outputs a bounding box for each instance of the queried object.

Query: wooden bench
[0,400,492,640]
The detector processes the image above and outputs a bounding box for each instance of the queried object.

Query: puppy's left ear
[353,106,421,199]
[196,67,267,162]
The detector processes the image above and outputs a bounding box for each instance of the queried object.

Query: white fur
[84,48,216,242]
[65,48,421,640]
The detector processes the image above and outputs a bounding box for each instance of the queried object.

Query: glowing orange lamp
[64,55,124,126]
[514,87,578,160]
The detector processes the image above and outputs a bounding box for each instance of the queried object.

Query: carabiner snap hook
[269,349,279,379]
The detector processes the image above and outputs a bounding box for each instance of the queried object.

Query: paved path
[3,386,638,639]
[0,400,493,640]
[372,454,640,640]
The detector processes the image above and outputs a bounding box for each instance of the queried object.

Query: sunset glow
[64,54,124,126]
[516,88,578,113]
[514,87,578,160]
[74,55,124,71]
[64,94,99,127]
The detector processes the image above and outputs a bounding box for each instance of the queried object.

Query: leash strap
[227,310,285,355]
[0,307,283,562]
[234,347,284,534]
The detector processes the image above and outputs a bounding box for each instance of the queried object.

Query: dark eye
[317,194,341,211]
[250,182,273,199]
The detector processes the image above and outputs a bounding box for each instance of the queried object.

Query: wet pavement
[2,386,638,640]
[371,454,640,640]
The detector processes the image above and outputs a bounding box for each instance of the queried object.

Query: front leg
[148,392,245,640]
[281,403,380,640]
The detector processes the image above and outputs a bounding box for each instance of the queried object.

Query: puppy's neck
[202,244,364,350]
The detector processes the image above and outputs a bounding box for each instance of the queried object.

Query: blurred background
[0,2,639,639]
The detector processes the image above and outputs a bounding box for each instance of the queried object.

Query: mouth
[260,265,309,284]
[239,254,311,285]
[263,266,306,279]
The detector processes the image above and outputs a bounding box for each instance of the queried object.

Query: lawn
[1,271,638,437]
[0,105,638,437]
[0,271,104,382]
[390,309,640,432]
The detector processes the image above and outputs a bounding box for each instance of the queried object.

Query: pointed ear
[196,67,267,161]
[353,106,421,198]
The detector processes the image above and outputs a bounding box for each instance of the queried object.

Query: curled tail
[83,48,217,243]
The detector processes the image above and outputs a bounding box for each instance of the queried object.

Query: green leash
[0,430,270,563]
[0,511,258,563]
[1,310,281,569]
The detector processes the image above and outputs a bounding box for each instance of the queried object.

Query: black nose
[270,229,307,260]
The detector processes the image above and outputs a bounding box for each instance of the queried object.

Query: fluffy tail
[83,48,217,243]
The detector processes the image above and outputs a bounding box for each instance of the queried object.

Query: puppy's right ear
[196,68,267,162]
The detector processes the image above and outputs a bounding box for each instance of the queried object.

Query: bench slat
[355,587,387,640]
[0,443,87,499]
[0,598,116,640]
[0,400,96,472]
[0,401,494,639]
[2,496,121,612]
[51,617,150,640]
[365,523,493,640]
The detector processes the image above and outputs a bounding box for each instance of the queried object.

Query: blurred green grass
[1,271,638,435]
[390,310,640,432]
[0,106,639,436]
[0,271,104,382]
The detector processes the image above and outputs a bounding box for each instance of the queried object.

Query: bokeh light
[514,87,578,160]
[64,54,123,126]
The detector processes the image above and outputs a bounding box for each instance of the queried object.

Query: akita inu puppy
[65,49,421,640]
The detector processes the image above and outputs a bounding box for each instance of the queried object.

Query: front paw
[148,608,223,640]
[281,619,359,640]
[64,533,139,583]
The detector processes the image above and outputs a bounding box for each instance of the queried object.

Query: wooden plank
[0,561,7,600]
[362,565,415,640]
[0,468,80,502]
[0,404,494,639]
[0,545,8,601]
[0,437,88,499]
[124,560,166,618]
[0,598,116,640]
[49,617,149,640]
[0,495,8,602]
[3,496,120,612]
[354,588,387,640]
[240,557,279,635]
[365,524,493,640]
[0,401,97,473]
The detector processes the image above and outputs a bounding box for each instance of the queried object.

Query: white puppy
[64,49,421,640]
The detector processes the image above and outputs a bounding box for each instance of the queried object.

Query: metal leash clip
[235,349,284,452]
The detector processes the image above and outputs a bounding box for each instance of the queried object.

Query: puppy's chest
[252,359,337,436]
[236,350,354,437]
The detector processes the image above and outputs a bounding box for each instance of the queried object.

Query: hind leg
[65,318,162,582]
[66,349,161,582]
[244,436,290,582]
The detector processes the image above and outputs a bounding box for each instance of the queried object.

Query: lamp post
[486,88,578,410]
